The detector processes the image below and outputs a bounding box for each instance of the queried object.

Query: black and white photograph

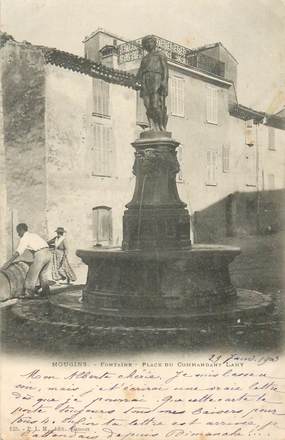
[0,0,285,438]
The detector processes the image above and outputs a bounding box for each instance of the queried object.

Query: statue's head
[142,35,157,52]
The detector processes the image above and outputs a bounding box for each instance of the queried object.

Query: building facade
[0,29,284,271]
[84,30,285,241]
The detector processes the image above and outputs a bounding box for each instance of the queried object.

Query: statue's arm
[160,53,169,94]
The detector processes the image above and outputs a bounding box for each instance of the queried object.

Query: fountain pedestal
[122,131,191,250]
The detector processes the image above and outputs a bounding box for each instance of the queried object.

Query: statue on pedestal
[136,35,169,131]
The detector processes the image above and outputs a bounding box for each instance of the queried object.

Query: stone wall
[1,42,47,253]
[45,64,136,270]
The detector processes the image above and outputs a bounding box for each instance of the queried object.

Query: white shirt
[16,231,48,256]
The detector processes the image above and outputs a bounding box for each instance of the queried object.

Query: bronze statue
[136,35,168,131]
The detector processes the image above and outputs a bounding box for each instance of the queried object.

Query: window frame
[92,206,113,246]
[92,78,111,119]
[206,85,218,125]
[222,144,230,173]
[91,122,114,177]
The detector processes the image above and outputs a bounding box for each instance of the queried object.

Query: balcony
[117,36,225,78]
[187,53,225,77]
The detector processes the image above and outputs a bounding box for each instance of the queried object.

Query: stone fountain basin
[7,244,273,335]
[75,244,247,317]
[3,244,274,330]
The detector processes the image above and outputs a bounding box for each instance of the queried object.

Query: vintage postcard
[0,0,285,438]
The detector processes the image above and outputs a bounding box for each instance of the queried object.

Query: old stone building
[0,29,284,272]
[87,29,285,240]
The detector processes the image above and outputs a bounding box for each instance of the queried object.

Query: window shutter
[222,145,230,172]
[93,79,110,117]
[170,76,185,117]
[92,207,113,245]
[92,123,113,176]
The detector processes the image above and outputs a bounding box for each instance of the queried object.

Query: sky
[1,0,285,112]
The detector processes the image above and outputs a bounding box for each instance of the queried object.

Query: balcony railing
[187,53,225,77]
[117,36,225,78]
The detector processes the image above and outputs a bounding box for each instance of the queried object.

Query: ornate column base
[122,131,191,250]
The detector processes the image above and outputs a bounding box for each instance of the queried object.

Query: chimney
[83,28,125,64]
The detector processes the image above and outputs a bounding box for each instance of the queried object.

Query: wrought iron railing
[117,36,225,78]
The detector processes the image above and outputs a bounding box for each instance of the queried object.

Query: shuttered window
[206,86,218,124]
[93,78,110,117]
[206,149,217,185]
[222,144,230,172]
[92,206,112,245]
[170,76,185,117]
[92,124,113,177]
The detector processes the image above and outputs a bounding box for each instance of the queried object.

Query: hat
[55,227,66,233]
